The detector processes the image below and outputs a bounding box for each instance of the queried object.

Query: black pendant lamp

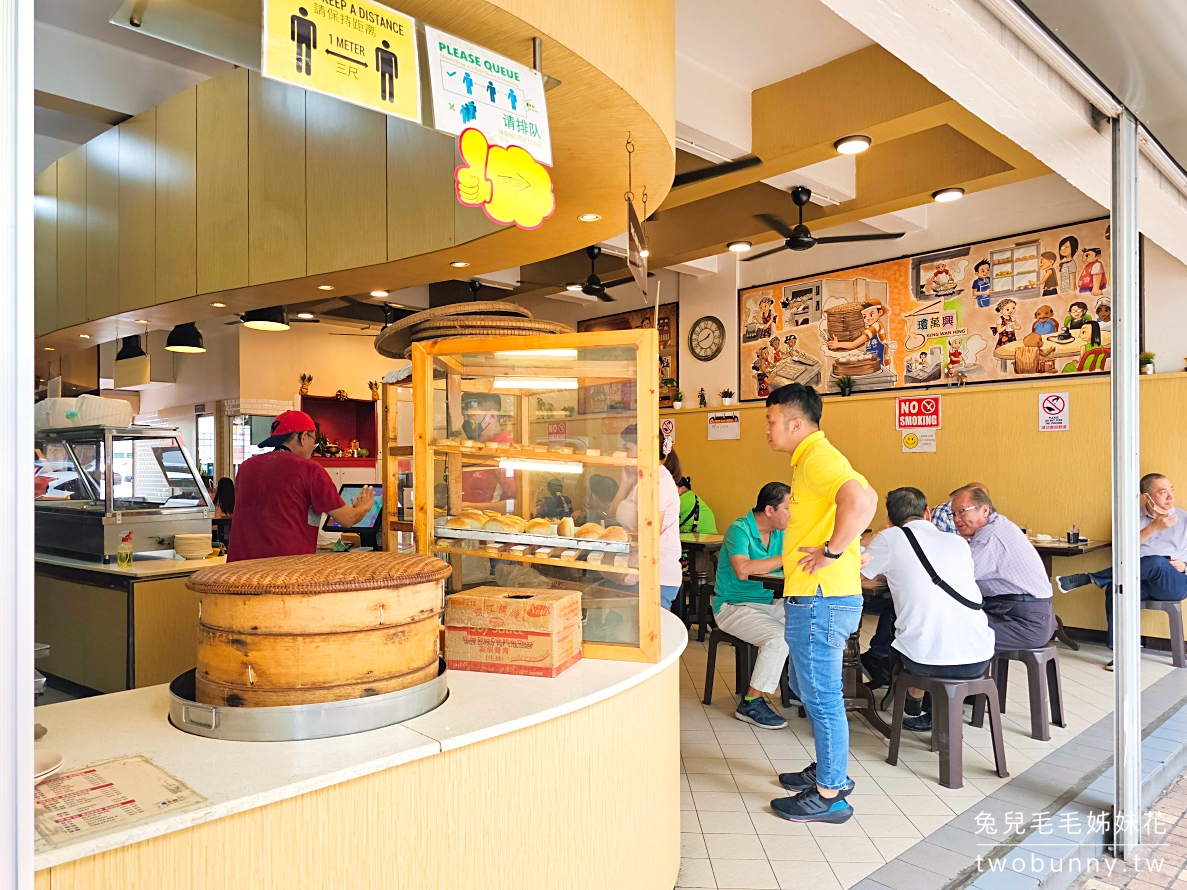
[242,306,290,331]
[115,334,147,360]
[166,322,206,353]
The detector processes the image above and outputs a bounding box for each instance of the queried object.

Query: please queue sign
[896,395,941,430]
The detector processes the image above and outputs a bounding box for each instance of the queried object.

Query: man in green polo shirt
[713,482,791,730]
[764,383,877,825]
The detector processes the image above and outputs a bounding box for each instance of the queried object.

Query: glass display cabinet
[411,330,661,663]
[35,425,213,561]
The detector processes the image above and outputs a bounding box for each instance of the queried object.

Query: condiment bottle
[117,532,134,569]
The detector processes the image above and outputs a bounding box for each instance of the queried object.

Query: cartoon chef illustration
[757,295,777,339]
[751,346,771,398]
[946,337,964,376]
[827,299,890,366]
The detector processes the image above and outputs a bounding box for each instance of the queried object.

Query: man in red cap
[227,410,375,562]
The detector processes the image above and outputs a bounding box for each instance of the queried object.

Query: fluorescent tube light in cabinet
[499,459,583,474]
[492,349,578,359]
[492,376,578,390]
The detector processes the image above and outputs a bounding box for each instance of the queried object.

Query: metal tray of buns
[433,522,631,553]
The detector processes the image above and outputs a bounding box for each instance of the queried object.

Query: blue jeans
[661,585,680,611]
[1096,555,1187,647]
[784,592,864,790]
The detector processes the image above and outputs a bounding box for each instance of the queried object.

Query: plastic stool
[703,627,794,709]
[887,670,1008,789]
[979,645,1066,741]
[1143,601,1187,668]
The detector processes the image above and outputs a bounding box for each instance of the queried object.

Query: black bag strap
[900,526,983,611]
[680,495,701,533]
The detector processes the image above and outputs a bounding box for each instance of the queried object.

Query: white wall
[678,251,740,405]
[1143,238,1187,372]
[520,268,682,330]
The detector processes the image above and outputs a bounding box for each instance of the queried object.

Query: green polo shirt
[712,511,783,613]
[679,491,717,534]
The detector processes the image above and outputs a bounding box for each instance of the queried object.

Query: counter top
[35,552,226,579]
[33,609,688,870]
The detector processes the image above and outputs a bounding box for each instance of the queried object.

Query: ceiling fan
[672,154,762,189]
[520,245,639,301]
[742,186,905,262]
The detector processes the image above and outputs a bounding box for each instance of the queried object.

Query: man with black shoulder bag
[861,487,996,732]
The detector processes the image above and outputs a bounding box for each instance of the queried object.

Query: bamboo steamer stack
[186,552,451,707]
[373,301,574,360]
[824,302,867,342]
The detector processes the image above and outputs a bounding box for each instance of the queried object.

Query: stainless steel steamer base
[168,659,448,742]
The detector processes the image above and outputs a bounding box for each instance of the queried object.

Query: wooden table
[748,570,891,737]
[993,330,1111,372]
[681,532,724,642]
[1031,538,1112,650]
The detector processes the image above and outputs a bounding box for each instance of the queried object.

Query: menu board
[34,755,205,848]
[737,218,1111,401]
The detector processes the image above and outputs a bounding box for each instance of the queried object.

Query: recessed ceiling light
[578,213,601,222]
[134,318,149,324]
[43,346,54,351]
[210,301,227,308]
[932,187,965,203]
[834,135,872,155]
[640,248,650,258]
[727,241,753,253]
[565,283,583,292]
[296,312,315,319]
[370,290,389,297]
[317,285,334,290]
[79,333,90,339]
[449,261,470,268]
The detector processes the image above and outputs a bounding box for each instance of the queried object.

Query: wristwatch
[821,544,843,560]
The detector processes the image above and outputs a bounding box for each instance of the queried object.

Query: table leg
[844,631,891,738]
[694,551,711,642]
[1042,553,1082,650]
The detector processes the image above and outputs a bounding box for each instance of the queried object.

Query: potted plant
[1140,352,1156,375]
[837,375,856,396]
[661,377,677,390]
[720,388,735,407]
[672,389,684,410]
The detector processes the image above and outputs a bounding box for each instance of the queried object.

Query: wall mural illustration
[737,218,1112,402]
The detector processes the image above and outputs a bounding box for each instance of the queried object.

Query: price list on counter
[34,755,205,847]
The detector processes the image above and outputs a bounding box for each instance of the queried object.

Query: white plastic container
[33,397,79,431]
[73,394,134,428]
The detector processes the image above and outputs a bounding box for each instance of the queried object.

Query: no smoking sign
[1039,391,1069,431]
[896,395,941,430]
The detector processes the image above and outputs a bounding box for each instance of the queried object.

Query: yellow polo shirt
[782,430,869,597]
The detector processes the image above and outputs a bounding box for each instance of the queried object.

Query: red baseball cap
[259,410,316,448]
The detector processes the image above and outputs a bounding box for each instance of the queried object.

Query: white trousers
[714,601,788,694]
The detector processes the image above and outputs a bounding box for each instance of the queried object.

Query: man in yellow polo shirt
[764,383,877,824]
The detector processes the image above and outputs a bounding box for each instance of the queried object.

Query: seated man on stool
[951,485,1056,650]
[1057,473,1187,670]
[713,482,792,729]
[861,487,996,732]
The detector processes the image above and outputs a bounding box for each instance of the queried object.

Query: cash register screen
[323,484,383,530]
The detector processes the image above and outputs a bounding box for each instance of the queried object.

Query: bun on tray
[599,525,630,543]
[483,517,518,533]
[444,517,471,529]
[557,517,575,537]
[525,518,555,535]
[574,522,605,539]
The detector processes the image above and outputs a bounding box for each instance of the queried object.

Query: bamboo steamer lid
[373,302,533,358]
[187,552,451,597]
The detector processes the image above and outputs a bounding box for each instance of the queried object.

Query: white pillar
[1111,108,1141,860]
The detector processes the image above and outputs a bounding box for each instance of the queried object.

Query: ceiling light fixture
[242,306,290,331]
[78,333,91,339]
[370,290,389,297]
[578,213,601,222]
[116,334,147,361]
[932,187,965,203]
[296,312,315,320]
[43,347,54,351]
[317,285,334,290]
[165,322,206,353]
[449,261,470,268]
[640,247,650,259]
[210,301,227,308]
[565,283,583,292]
[834,135,872,155]
[134,318,149,324]
[727,241,753,253]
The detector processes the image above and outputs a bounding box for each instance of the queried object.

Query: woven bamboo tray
[374,302,533,357]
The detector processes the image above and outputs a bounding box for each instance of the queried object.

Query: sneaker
[735,696,788,730]
[778,762,856,796]
[1056,573,1091,593]
[860,651,891,689]
[904,694,924,717]
[903,713,932,732]
[1105,660,1114,671]
[771,787,854,823]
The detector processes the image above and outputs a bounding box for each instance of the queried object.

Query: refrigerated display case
[410,330,661,663]
[990,241,1041,297]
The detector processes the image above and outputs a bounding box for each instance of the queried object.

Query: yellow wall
[668,373,1187,637]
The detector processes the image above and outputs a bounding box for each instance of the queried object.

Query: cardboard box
[444,587,582,677]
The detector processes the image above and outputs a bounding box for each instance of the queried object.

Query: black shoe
[779,761,856,796]
[1056,573,1091,593]
[771,787,855,823]
[903,713,932,732]
[904,694,924,718]
[860,651,891,689]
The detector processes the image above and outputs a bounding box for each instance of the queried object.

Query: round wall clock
[688,315,726,362]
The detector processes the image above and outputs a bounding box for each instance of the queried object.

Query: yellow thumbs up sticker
[454,128,555,230]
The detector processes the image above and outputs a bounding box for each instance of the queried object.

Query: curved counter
[33,610,687,889]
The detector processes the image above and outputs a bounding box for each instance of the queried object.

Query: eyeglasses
[953,505,984,517]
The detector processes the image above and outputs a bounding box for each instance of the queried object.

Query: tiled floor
[676,616,1178,890]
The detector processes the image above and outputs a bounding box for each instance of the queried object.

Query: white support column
[1112,108,1142,861]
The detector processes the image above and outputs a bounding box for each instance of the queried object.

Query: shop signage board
[901,430,937,453]
[1039,391,1070,431]
[707,412,740,441]
[454,128,555,230]
[261,0,421,122]
[896,395,941,430]
[425,25,552,166]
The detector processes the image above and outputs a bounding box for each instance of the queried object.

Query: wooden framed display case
[411,330,661,663]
